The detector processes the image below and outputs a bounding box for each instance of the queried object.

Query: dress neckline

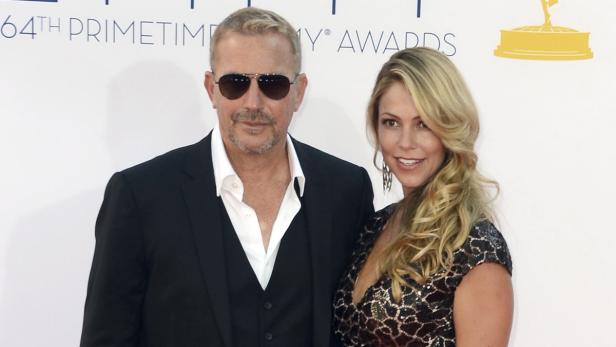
[348,204,397,306]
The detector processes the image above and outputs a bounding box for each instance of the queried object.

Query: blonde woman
[333,48,513,346]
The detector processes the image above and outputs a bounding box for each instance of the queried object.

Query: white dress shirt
[211,125,306,289]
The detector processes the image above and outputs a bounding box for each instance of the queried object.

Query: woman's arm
[453,262,514,347]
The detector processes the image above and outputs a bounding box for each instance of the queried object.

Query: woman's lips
[396,157,424,168]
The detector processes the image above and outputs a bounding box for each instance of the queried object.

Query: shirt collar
[211,124,305,197]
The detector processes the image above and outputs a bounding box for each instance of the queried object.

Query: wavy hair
[367,47,498,301]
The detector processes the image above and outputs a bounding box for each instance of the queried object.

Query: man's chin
[231,137,279,155]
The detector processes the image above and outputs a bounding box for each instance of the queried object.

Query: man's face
[205,32,307,155]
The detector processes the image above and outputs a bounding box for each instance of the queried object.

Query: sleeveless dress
[333,205,512,346]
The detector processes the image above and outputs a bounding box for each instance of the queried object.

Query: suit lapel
[181,134,232,347]
[294,140,336,347]
[181,136,337,346]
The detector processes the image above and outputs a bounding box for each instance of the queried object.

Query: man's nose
[243,78,264,109]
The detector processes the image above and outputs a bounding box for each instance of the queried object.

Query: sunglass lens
[258,75,291,100]
[218,74,250,100]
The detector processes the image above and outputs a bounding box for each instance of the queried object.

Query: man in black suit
[80,7,373,347]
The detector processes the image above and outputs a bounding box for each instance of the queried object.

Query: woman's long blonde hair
[367,48,498,301]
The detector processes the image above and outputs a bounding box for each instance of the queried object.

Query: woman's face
[377,82,446,196]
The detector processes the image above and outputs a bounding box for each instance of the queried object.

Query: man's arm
[358,168,375,229]
[81,172,147,347]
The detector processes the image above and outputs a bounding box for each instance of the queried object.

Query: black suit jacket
[80,134,374,347]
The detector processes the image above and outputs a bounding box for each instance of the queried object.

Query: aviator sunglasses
[214,73,298,100]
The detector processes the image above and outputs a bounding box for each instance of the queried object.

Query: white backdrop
[1,0,615,346]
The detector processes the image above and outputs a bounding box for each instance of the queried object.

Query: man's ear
[292,73,308,112]
[204,71,216,109]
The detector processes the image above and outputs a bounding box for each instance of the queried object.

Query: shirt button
[263,301,273,310]
[264,332,273,341]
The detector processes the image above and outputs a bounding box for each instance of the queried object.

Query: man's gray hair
[210,7,301,73]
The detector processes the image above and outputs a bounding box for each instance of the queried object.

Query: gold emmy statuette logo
[494,0,593,60]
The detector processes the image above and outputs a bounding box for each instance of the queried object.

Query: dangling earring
[382,161,392,192]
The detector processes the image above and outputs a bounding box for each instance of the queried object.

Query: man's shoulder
[119,136,208,183]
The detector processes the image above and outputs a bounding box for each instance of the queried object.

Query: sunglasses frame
[214,72,299,100]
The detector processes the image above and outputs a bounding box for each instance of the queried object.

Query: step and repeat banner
[1,0,614,346]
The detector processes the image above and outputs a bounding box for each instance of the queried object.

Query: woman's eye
[382,119,398,127]
[417,120,428,129]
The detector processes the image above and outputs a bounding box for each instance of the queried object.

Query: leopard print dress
[333,204,512,346]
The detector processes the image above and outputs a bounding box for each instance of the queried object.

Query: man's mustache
[232,110,274,124]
